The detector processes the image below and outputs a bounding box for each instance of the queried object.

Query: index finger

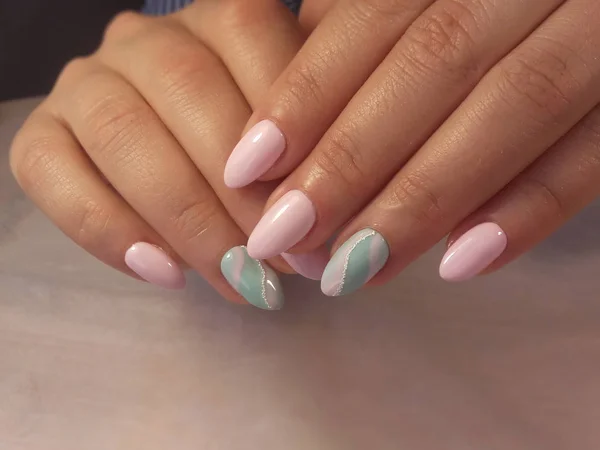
[224,0,435,187]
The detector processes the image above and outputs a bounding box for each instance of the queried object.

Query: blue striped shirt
[143,0,302,16]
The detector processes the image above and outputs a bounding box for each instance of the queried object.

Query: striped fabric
[142,0,302,15]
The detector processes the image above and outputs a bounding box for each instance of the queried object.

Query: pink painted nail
[224,120,286,188]
[439,223,507,282]
[282,246,330,280]
[247,190,316,260]
[124,242,186,289]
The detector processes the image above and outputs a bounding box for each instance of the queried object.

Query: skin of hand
[226,0,600,297]
[298,0,338,31]
[9,0,335,310]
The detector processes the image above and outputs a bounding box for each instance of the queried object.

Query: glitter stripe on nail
[321,229,390,297]
[221,246,284,310]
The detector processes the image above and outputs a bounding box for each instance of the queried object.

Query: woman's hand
[9,1,330,310]
[230,0,600,296]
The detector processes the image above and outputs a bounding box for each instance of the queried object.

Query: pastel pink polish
[224,120,286,188]
[247,190,316,260]
[124,242,186,289]
[282,246,330,280]
[439,223,507,282]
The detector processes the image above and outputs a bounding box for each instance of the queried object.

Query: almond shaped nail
[224,120,285,188]
[247,190,316,260]
[124,242,186,290]
[439,222,507,282]
[221,246,284,310]
[321,229,389,297]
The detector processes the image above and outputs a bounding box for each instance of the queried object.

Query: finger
[440,104,600,281]
[177,0,305,108]
[178,1,306,189]
[227,0,437,186]
[298,0,338,32]
[50,58,284,309]
[100,11,292,275]
[99,11,327,278]
[321,0,600,296]
[248,0,565,259]
[9,106,186,290]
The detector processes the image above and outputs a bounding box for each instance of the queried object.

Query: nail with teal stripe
[321,229,390,297]
[221,246,284,310]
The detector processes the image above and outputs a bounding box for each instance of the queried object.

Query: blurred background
[0,0,147,101]
[0,0,301,101]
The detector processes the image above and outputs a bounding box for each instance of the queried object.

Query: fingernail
[439,222,507,282]
[124,242,186,290]
[224,120,285,188]
[321,228,389,297]
[221,246,284,310]
[282,245,330,280]
[247,190,316,260]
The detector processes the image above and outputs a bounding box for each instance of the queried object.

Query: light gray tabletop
[2,97,600,450]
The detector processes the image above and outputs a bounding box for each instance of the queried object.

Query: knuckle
[402,2,482,82]
[169,195,221,245]
[55,57,93,91]
[75,200,114,246]
[103,10,149,44]
[519,176,566,221]
[280,59,327,110]
[348,0,417,28]
[215,0,260,30]
[388,172,445,229]
[159,63,210,110]
[495,49,574,122]
[104,18,216,108]
[10,126,62,193]
[313,128,366,191]
[80,88,154,163]
[382,52,426,99]
[151,39,215,104]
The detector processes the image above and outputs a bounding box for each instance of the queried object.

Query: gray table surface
[2,97,600,450]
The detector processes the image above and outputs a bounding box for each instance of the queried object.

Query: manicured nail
[224,120,285,188]
[439,222,507,282]
[321,229,389,297]
[282,246,330,280]
[124,242,186,290]
[221,246,284,310]
[247,190,316,260]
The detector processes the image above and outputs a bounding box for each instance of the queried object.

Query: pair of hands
[10,0,600,310]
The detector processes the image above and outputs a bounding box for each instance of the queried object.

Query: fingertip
[224,119,285,188]
[124,242,187,290]
[439,223,507,283]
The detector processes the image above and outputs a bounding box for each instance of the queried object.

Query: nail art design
[124,242,186,290]
[224,120,286,188]
[221,246,284,310]
[439,222,507,282]
[321,229,389,297]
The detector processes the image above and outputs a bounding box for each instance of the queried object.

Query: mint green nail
[321,228,389,297]
[221,246,284,310]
